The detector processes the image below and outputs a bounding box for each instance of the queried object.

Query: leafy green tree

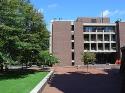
[39,51,59,67]
[81,52,96,72]
[0,0,49,70]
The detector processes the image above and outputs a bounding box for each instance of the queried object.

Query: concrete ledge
[30,70,54,93]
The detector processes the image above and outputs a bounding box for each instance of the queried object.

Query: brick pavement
[42,66,121,93]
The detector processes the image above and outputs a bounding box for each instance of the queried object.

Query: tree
[81,52,96,72]
[38,51,59,67]
[0,0,49,70]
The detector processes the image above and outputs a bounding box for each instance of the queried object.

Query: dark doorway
[96,53,116,64]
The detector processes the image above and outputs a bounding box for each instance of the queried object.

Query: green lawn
[0,71,48,93]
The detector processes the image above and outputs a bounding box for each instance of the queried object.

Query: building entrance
[96,53,116,64]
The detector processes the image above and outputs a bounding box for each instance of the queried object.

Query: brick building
[50,17,125,66]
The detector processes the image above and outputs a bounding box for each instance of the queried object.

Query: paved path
[42,66,121,93]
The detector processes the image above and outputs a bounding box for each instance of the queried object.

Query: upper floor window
[71,25,74,31]
[71,35,74,40]
[84,26,92,32]
[104,26,115,32]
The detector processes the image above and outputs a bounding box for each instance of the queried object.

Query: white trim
[51,19,74,22]
[83,23,116,26]
[84,50,116,53]
[30,70,54,93]
[71,49,74,52]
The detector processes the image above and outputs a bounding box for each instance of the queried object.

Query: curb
[30,70,54,93]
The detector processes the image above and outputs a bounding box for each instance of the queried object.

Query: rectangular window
[105,43,110,50]
[72,42,74,49]
[84,27,92,32]
[104,26,115,32]
[104,34,110,41]
[91,43,96,50]
[111,34,116,41]
[98,35,103,41]
[72,52,74,60]
[92,27,96,32]
[91,34,96,41]
[98,43,103,50]
[111,43,116,50]
[72,35,74,40]
[84,34,89,41]
[84,43,89,50]
[71,25,74,31]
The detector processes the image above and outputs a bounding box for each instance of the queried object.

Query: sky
[30,0,125,30]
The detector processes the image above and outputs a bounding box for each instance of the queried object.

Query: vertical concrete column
[110,34,112,50]
[103,33,105,51]
[89,34,91,51]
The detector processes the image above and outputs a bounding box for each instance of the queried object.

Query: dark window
[91,19,97,23]
[111,34,116,41]
[92,27,96,32]
[72,62,75,66]
[84,34,89,41]
[71,25,74,31]
[84,43,89,50]
[72,42,74,49]
[84,26,92,32]
[72,35,74,40]
[72,52,74,60]
[105,43,110,50]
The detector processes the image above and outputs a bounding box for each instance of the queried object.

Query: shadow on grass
[0,68,43,80]
[48,68,121,93]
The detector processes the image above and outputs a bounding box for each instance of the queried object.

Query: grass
[0,70,48,93]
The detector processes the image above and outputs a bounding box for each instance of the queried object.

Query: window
[71,25,74,31]
[84,27,92,32]
[84,43,89,50]
[104,34,110,41]
[97,27,104,32]
[98,43,103,50]
[72,52,74,60]
[104,26,115,32]
[91,43,96,50]
[84,34,89,41]
[71,35,74,40]
[105,43,110,50]
[111,43,116,50]
[111,34,116,41]
[98,35,103,41]
[92,27,96,32]
[91,34,96,41]
[72,42,74,49]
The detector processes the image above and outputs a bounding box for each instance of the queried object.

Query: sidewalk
[42,66,121,93]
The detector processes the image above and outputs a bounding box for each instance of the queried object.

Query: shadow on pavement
[49,69,121,93]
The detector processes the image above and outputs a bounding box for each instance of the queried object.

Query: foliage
[39,51,59,67]
[81,52,96,65]
[0,0,50,70]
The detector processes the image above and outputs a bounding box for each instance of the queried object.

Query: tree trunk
[5,64,8,72]
[26,63,28,68]
[0,64,4,72]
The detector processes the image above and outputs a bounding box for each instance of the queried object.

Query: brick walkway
[42,66,121,93]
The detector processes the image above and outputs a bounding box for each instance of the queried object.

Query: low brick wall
[30,70,54,93]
